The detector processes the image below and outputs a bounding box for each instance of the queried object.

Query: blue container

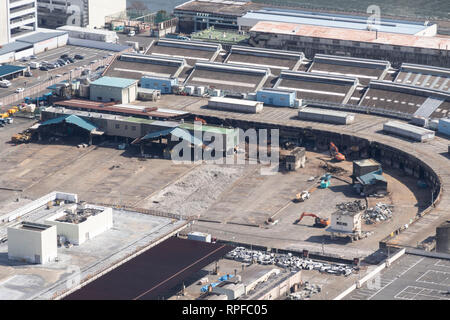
[438,118,450,137]
[256,88,295,107]
[141,76,178,94]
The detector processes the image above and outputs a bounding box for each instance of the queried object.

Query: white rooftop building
[8,222,57,264]
[45,204,113,245]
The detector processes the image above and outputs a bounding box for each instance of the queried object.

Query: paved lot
[0,45,115,100]
[0,208,187,300]
[345,254,450,300]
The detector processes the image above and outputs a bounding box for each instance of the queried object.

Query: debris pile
[363,203,393,224]
[336,200,366,212]
[225,247,354,276]
[288,282,321,300]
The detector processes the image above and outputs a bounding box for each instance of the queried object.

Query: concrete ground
[345,254,450,300]
[0,208,187,300]
[0,115,430,262]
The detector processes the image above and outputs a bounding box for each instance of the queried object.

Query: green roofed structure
[0,65,26,80]
[90,76,139,104]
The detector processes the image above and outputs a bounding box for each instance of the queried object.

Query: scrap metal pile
[225,247,354,276]
[336,200,366,212]
[363,203,393,224]
[288,282,322,300]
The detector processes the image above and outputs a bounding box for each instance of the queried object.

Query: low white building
[328,211,362,238]
[8,222,57,264]
[45,204,113,245]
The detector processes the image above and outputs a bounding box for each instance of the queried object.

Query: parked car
[30,55,37,60]
[29,61,40,69]
[40,66,48,71]
[74,54,84,60]
[60,54,69,59]
[64,57,75,63]
[19,56,30,62]
[15,87,24,93]
[57,59,67,66]
[46,64,55,69]
[0,80,11,88]
[24,71,33,77]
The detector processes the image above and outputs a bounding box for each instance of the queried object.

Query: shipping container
[438,118,450,137]
[188,232,212,243]
[208,97,263,114]
[383,121,435,142]
[298,107,355,124]
[256,88,296,107]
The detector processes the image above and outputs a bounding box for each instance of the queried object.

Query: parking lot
[0,45,116,100]
[345,254,450,300]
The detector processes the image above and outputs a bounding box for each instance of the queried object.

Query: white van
[0,80,11,88]
[29,61,40,69]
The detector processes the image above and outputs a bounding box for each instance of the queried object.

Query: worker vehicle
[329,142,345,161]
[0,80,11,88]
[294,212,330,228]
[295,190,310,202]
[11,131,32,144]
[320,173,332,189]
[29,61,40,69]
[194,116,207,125]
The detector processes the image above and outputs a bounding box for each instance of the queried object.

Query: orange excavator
[294,212,330,228]
[195,116,207,125]
[329,142,345,162]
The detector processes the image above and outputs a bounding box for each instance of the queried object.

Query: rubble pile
[288,282,321,300]
[336,200,366,212]
[225,247,354,276]
[363,203,393,224]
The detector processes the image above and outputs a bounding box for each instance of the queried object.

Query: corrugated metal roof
[17,31,67,44]
[0,42,32,56]
[0,65,26,77]
[90,76,137,88]
[142,127,203,146]
[250,21,450,51]
[40,115,97,132]
[358,172,387,185]
[241,9,430,35]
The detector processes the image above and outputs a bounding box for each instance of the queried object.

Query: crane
[294,212,330,228]
[329,142,345,162]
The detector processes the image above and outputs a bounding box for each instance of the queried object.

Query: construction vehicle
[11,130,32,144]
[329,142,345,162]
[295,190,311,202]
[194,116,207,125]
[320,173,332,189]
[294,212,330,228]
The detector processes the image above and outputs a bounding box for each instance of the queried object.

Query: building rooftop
[90,76,138,88]
[357,172,387,185]
[17,31,67,44]
[250,21,450,51]
[354,159,380,167]
[0,65,26,78]
[174,0,262,17]
[17,222,53,232]
[241,8,434,35]
[0,42,32,56]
